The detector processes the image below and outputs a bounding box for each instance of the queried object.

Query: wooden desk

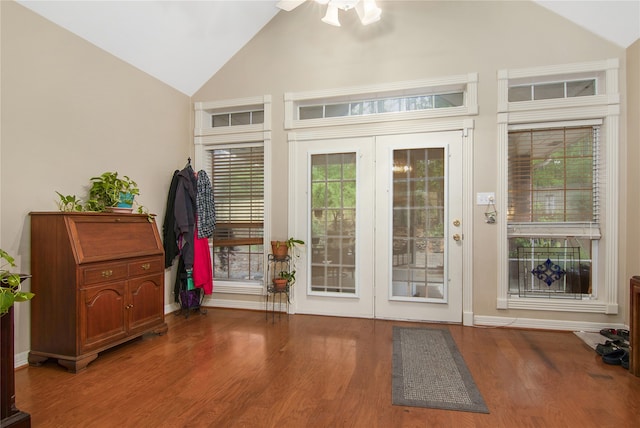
[29,212,168,373]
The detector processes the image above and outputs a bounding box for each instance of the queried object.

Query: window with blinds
[508,126,599,224]
[507,124,600,297]
[209,145,264,282]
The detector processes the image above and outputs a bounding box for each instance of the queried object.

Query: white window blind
[508,125,600,226]
[205,144,265,282]
[209,146,264,248]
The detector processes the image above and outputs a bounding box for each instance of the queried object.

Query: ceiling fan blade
[276,0,307,12]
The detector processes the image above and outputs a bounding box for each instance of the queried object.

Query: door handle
[452,233,462,241]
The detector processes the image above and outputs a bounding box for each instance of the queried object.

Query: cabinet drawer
[82,263,128,286]
[128,258,162,276]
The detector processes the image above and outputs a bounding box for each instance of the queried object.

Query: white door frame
[288,119,475,325]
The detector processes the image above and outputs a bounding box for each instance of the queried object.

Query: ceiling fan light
[355,0,381,25]
[322,4,341,26]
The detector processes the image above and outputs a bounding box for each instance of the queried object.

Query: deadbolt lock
[453,219,461,227]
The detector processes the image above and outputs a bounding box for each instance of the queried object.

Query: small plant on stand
[279,270,296,287]
[271,237,304,259]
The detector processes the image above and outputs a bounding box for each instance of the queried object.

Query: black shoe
[602,348,628,365]
[621,351,629,369]
[596,342,620,356]
[600,328,626,342]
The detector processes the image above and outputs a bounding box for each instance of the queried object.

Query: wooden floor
[13,308,640,427]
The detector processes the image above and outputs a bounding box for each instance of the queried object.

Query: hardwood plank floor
[13,309,640,427]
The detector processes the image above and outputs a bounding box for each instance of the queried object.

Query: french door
[291,131,463,322]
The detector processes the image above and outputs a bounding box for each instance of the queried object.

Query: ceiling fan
[276,0,382,26]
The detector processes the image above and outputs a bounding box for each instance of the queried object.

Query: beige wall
[1,1,191,357]
[194,1,630,324]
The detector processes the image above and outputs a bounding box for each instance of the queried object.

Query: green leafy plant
[55,192,83,212]
[87,171,140,211]
[0,249,34,317]
[271,237,305,256]
[278,269,296,286]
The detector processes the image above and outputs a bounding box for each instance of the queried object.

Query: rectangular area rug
[392,326,489,413]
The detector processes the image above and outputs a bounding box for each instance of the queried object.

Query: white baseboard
[200,295,289,313]
[473,315,629,332]
[15,351,29,369]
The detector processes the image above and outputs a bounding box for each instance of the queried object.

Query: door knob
[452,233,462,241]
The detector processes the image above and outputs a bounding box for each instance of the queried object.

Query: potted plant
[0,249,34,316]
[273,270,296,291]
[270,237,305,259]
[86,171,140,212]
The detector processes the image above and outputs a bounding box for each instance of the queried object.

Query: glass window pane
[508,237,592,296]
[434,92,463,108]
[534,82,564,100]
[252,110,264,124]
[407,95,433,110]
[309,152,357,294]
[392,148,445,301]
[230,112,251,126]
[326,103,350,117]
[567,80,596,97]
[300,105,323,120]
[378,98,401,113]
[212,114,229,127]
[509,86,532,102]
[508,126,595,222]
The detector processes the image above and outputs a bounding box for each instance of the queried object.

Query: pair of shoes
[596,342,621,356]
[600,328,628,342]
[602,348,628,366]
[605,338,628,348]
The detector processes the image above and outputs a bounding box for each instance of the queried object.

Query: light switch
[477,192,495,205]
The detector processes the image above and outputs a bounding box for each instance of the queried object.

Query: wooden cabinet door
[80,282,127,353]
[127,274,164,334]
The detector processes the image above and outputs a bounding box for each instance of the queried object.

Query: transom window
[284,74,478,129]
[509,79,596,102]
[299,92,464,120]
[212,109,264,127]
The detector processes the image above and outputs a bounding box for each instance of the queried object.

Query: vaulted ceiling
[16,0,640,96]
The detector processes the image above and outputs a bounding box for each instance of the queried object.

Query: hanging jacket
[196,170,216,239]
[174,165,197,269]
[162,170,180,268]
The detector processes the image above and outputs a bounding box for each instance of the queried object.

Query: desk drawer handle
[101,270,113,278]
[141,263,151,270]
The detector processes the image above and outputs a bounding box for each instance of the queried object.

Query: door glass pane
[392,148,445,301]
[310,153,357,294]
